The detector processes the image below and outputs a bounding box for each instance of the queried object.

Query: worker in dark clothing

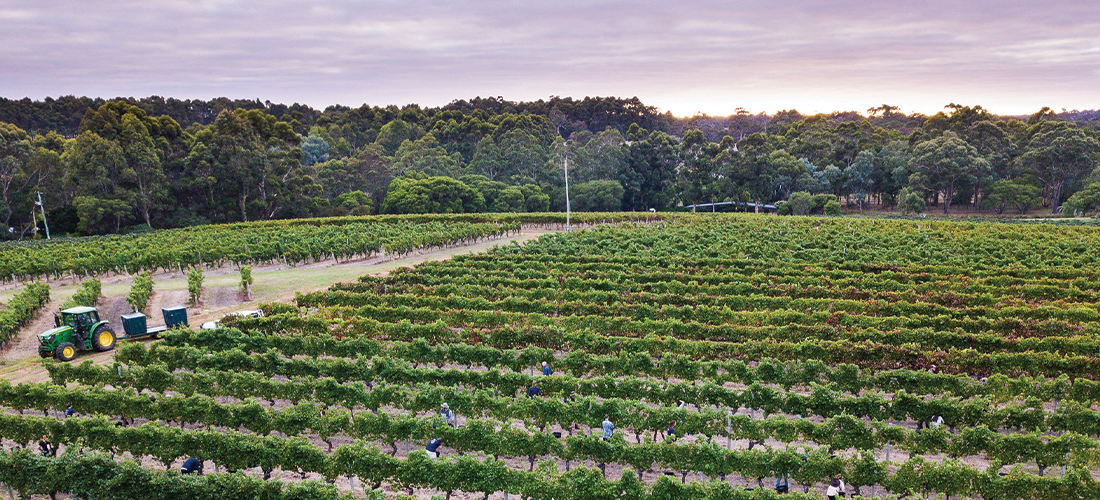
[526,381,542,398]
[542,362,552,376]
[181,456,203,475]
[64,403,74,418]
[425,438,443,459]
[38,435,55,457]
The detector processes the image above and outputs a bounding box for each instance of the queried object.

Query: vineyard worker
[601,415,615,439]
[440,403,456,427]
[181,456,203,475]
[425,438,443,459]
[64,403,74,418]
[826,478,842,499]
[931,413,945,429]
[666,420,677,441]
[38,435,55,457]
[527,381,542,398]
[542,361,552,376]
[775,473,789,493]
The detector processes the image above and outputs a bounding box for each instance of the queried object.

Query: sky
[1,0,1097,118]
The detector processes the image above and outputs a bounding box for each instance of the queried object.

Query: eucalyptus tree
[909,131,991,214]
[1018,121,1100,211]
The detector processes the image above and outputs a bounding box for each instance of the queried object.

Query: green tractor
[37,306,117,361]
[38,305,188,362]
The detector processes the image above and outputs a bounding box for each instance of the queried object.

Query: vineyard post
[726,409,732,449]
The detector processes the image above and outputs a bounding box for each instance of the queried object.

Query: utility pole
[35,191,50,239]
[563,152,572,230]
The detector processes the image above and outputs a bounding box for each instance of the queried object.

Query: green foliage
[333,190,373,213]
[844,150,875,210]
[239,266,253,294]
[61,278,101,309]
[571,181,625,212]
[811,194,837,214]
[300,134,331,166]
[1065,182,1100,217]
[0,282,49,344]
[0,215,540,282]
[521,184,551,212]
[381,176,486,214]
[823,199,841,216]
[1019,123,1100,208]
[909,131,992,214]
[187,267,204,305]
[984,179,1042,214]
[0,449,345,500]
[775,200,792,216]
[897,187,926,214]
[127,272,153,313]
[391,133,461,178]
[788,191,814,215]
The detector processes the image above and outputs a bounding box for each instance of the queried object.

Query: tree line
[1,96,1099,238]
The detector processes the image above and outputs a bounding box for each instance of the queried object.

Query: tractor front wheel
[56,342,77,362]
[38,350,52,359]
[92,325,117,352]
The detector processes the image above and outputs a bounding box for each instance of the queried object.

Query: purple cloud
[1,0,1096,116]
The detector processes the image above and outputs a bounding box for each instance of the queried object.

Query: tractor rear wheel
[56,342,77,362]
[92,325,117,352]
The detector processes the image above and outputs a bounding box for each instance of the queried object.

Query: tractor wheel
[92,325,117,352]
[56,342,77,362]
[38,350,52,359]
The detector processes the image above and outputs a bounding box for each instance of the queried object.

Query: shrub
[824,200,842,216]
[898,188,927,215]
[789,191,814,215]
[62,278,101,309]
[812,194,838,214]
[127,272,154,313]
[240,266,254,299]
[187,268,205,306]
[1065,182,1100,217]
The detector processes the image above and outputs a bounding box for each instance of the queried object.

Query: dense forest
[1,95,1099,238]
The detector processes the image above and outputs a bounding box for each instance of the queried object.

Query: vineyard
[2,214,1100,499]
[0,213,658,283]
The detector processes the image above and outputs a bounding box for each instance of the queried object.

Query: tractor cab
[56,307,100,337]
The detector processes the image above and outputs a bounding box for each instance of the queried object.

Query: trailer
[121,305,188,339]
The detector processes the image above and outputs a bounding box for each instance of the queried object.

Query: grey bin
[162,305,188,328]
[121,313,148,337]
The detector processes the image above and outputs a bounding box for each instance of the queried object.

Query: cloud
[1,0,1097,116]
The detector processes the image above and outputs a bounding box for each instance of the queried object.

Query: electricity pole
[35,191,50,239]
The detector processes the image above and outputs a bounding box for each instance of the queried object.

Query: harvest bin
[162,305,188,328]
[120,313,147,337]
